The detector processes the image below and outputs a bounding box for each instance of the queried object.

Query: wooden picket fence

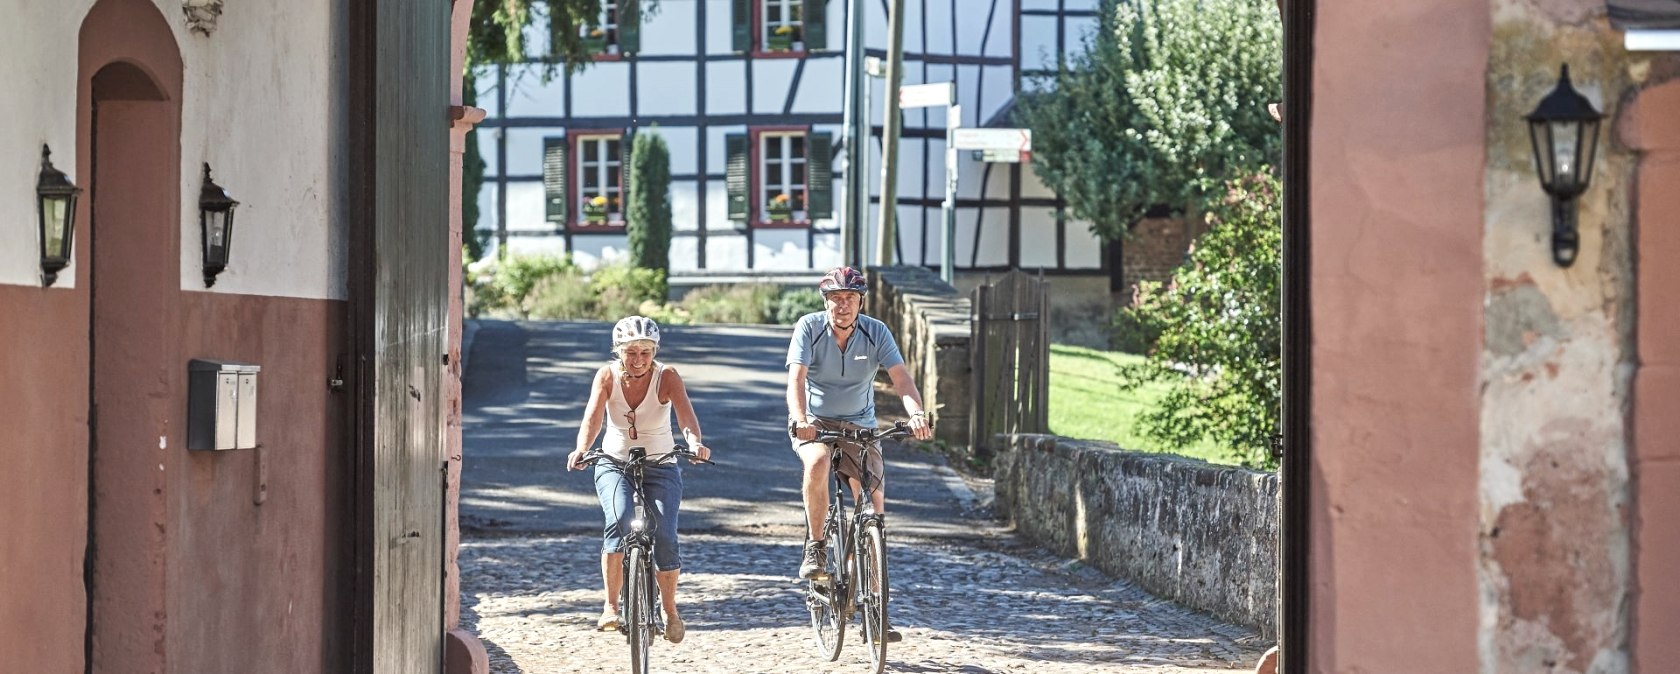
[968,270,1050,458]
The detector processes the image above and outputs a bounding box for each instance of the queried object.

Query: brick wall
[1121,215,1207,293]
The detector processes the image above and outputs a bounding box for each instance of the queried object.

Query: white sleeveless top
[602,361,676,461]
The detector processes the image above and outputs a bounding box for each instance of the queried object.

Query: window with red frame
[725,128,833,227]
[580,0,642,57]
[576,134,624,227]
[728,0,826,53]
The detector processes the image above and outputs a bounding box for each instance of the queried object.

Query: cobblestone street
[460,527,1268,673]
[462,321,1271,673]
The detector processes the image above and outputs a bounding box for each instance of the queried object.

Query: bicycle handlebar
[578,443,714,469]
[797,421,914,446]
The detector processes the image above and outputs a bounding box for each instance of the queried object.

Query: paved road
[460,319,1268,673]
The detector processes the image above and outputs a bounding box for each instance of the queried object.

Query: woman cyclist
[567,316,711,644]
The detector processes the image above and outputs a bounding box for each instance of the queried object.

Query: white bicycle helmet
[611,315,661,347]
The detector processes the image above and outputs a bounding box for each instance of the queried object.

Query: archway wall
[1618,76,1680,673]
[0,0,354,671]
[1309,0,1488,670]
[1313,0,1651,672]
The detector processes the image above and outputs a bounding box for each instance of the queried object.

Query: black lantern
[1525,64,1603,268]
[36,144,82,287]
[199,163,238,287]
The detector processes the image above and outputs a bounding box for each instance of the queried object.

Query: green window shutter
[543,135,568,224]
[618,0,641,54]
[806,131,833,220]
[802,0,827,51]
[726,133,750,224]
[732,0,753,52]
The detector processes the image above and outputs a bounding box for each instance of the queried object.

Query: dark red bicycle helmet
[817,266,868,296]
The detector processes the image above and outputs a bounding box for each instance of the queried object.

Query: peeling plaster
[1488,434,1626,673]
[1487,282,1565,358]
[182,0,223,36]
[1483,3,1635,673]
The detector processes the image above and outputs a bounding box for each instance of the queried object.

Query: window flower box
[581,29,610,55]
[766,193,794,222]
[767,25,798,52]
[583,196,610,224]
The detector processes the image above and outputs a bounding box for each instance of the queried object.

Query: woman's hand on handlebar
[681,427,712,463]
[567,447,593,471]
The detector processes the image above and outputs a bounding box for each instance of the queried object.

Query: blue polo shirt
[786,312,905,426]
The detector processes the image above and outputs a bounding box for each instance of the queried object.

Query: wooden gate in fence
[969,270,1050,457]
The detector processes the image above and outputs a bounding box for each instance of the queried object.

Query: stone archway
[1618,78,1680,672]
[77,0,182,670]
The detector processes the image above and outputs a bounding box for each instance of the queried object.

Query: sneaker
[596,608,620,632]
[799,540,829,580]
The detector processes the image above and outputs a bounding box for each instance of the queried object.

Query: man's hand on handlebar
[790,418,817,442]
[907,411,933,441]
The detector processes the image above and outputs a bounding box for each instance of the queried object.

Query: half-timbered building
[474,0,1112,283]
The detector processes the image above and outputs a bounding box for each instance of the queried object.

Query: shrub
[775,288,826,324]
[590,263,667,320]
[1117,172,1280,469]
[681,283,781,324]
[490,254,576,318]
[1109,301,1163,355]
[524,266,595,320]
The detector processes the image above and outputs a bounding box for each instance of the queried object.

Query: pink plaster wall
[445,1,490,670]
[0,287,89,672]
[1620,78,1680,674]
[1309,0,1486,670]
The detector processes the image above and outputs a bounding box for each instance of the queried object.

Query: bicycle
[578,443,712,674]
[799,421,913,674]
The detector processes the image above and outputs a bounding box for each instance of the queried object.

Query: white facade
[476,0,1104,276]
[1,0,346,299]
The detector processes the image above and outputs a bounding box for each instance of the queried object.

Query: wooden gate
[969,270,1050,457]
[349,1,452,672]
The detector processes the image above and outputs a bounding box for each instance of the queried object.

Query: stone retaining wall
[865,265,971,451]
[993,434,1279,640]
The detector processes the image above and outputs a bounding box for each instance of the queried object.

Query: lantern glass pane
[206,211,228,263]
[1527,121,1553,186]
[1580,119,1601,188]
[45,198,67,257]
[1550,120,1579,189]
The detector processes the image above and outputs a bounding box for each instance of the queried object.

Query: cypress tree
[626,129,672,297]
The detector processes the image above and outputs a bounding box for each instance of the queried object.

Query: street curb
[461,319,480,375]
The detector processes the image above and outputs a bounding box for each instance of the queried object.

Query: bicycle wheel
[626,547,652,674]
[857,523,889,673]
[809,508,846,660]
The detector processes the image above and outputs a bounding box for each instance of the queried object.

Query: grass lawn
[1047,344,1233,466]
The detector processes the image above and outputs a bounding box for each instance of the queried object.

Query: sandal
[596,609,620,632]
[664,614,685,644]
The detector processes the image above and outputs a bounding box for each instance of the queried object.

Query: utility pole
[875,0,906,267]
[840,0,867,267]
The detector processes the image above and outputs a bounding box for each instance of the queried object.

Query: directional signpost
[954,127,1033,163]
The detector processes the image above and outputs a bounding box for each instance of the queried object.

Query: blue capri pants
[593,461,683,571]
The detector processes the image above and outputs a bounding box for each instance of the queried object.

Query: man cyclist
[786,266,934,642]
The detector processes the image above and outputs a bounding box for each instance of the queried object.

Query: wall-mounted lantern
[199,163,238,287]
[36,144,82,287]
[1525,64,1603,268]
